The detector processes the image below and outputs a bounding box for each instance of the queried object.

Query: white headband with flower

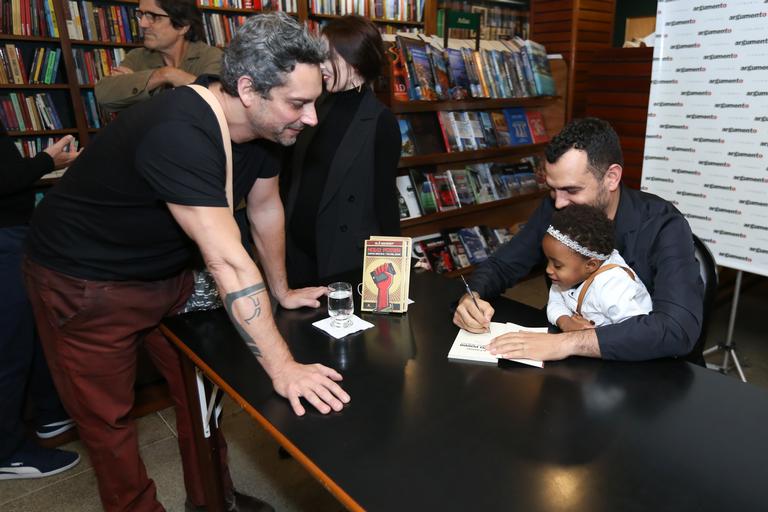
[546,226,610,260]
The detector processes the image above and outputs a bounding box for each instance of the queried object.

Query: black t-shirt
[26,80,281,281]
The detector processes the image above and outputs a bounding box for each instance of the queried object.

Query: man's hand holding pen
[453,281,495,333]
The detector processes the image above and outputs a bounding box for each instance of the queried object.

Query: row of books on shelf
[1,91,63,131]
[388,33,555,101]
[398,107,548,157]
[437,1,529,40]
[61,1,139,44]
[309,0,424,21]
[306,18,420,35]
[13,133,77,157]
[81,88,110,128]
[72,46,125,85]
[413,224,517,274]
[0,0,58,37]
[397,158,544,219]
[1,43,61,84]
[201,12,251,47]
[199,0,297,10]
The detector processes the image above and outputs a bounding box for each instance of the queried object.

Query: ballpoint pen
[460,275,489,332]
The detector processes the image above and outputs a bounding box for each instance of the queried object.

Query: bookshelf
[388,53,567,275]
[0,0,147,144]
[2,0,538,149]
[306,0,438,34]
[437,0,529,41]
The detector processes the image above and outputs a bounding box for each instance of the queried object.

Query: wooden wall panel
[584,47,653,190]
[531,0,616,121]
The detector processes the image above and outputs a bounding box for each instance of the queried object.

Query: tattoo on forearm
[243,296,261,324]
[224,283,267,358]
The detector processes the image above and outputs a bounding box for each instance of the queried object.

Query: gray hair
[221,12,326,98]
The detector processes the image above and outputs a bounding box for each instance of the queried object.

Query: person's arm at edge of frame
[453,198,552,332]
[167,203,350,415]
[245,175,327,308]
[592,215,703,361]
[0,134,80,194]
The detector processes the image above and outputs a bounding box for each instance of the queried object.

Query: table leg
[179,351,227,512]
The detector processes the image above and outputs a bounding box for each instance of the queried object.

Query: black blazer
[283,88,400,286]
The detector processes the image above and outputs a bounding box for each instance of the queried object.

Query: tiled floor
[2,275,766,511]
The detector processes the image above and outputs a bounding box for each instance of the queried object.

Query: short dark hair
[545,117,623,180]
[156,0,204,42]
[322,15,386,88]
[221,12,326,98]
[549,204,615,258]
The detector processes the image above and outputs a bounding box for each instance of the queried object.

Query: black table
[161,271,768,512]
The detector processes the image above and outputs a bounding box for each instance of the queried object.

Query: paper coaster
[312,314,375,339]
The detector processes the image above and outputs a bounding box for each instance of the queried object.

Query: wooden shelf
[391,95,559,113]
[469,0,528,8]
[78,83,96,88]
[309,13,423,26]
[7,128,79,136]
[0,83,70,89]
[69,39,143,48]
[198,5,295,15]
[401,189,546,230]
[399,142,547,168]
[0,33,59,42]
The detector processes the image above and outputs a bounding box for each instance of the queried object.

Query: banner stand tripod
[703,270,747,383]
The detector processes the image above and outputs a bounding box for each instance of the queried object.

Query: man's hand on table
[275,286,327,309]
[271,361,350,416]
[487,328,601,361]
[453,293,494,333]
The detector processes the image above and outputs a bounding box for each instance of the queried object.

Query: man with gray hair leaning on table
[453,117,705,364]
[24,13,348,512]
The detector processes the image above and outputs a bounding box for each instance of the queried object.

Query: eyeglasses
[134,9,170,24]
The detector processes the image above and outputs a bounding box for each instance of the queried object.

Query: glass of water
[328,282,354,329]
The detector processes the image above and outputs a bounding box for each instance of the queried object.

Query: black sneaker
[36,418,76,439]
[0,441,80,480]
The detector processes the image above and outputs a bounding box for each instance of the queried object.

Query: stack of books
[412,224,518,275]
[72,47,126,85]
[398,107,549,156]
[438,1,530,41]
[0,91,64,131]
[61,1,140,43]
[0,0,59,37]
[0,44,62,85]
[396,158,545,220]
[386,33,556,102]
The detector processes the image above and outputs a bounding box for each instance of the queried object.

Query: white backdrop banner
[641,0,768,277]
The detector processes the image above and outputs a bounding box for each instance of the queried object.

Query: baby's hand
[557,314,595,332]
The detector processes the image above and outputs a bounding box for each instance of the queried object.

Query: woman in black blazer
[282,15,401,288]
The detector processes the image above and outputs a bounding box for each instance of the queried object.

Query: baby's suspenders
[576,264,636,316]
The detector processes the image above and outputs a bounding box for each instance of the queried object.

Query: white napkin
[312,314,375,339]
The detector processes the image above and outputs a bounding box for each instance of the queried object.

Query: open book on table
[448,322,547,368]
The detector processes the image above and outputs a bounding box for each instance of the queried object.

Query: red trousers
[23,259,233,512]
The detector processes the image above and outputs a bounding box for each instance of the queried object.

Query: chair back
[686,234,718,365]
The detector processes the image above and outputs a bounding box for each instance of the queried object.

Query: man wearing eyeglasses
[95,0,222,113]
